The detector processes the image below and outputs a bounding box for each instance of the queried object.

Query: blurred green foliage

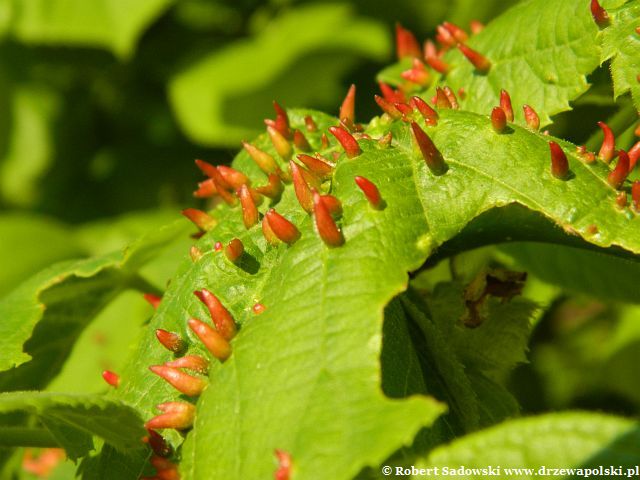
[0,0,515,222]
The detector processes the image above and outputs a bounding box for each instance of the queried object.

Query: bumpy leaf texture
[108,93,640,478]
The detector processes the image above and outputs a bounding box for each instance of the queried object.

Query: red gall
[549,141,569,179]
[188,318,232,361]
[266,209,301,244]
[410,121,446,175]
[329,126,361,158]
[194,288,237,340]
[354,176,383,209]
[597,121,615,163]
[149,365,206,396]
[313,191,344,247]
[155,329,186,354]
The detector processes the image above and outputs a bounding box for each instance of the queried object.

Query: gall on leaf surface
[107,101,640,479]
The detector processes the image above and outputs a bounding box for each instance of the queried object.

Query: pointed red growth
[262,215,280,246]
[214,241,223,252]
[299,163,321,190]
[629,141,640,172]
[193,178,217,198]
[145,402,196,431]
[304,115,317,132]
[155,329,186,354]
[329,126,361,158]
[401,58,430,86]
[290,161,313,212]
[149,365,206,396]
[297,154,333,179]
[410,96,438,125]
[313,191,344,247]
[457,44,491,72]
[194,158,219,179]
[272,101,291,139]
[608,150,630,189]
[243,142,279,174]
[182,208,217,231]
[590,0,610,27]
[374,95,402,119]
[253,303,266,314]
[434,87,451,109]
[395,23,421,59]
[523,105,540,130]
[632,181,640,210]
[549,141,569,179]
[442,87,459,109]
[188,318,231,361]
[339,84,356,127]
[410,122,446,175]
[165,355,209,375]
[491,107,507,133]
[266,209,301,244]
[217,166,248,190]
[268,126,292,160]
[143,293,162,309]
[378,82,405,103]
[274,449,292,480]
[194,289,237,340]
[443,22,468,43]
[500,90,514,122]
[436,25,456,47]
[255,173,284,199]
[425,54,449,74]
[320,194,342,217]
[470,20,484,34]
[355,176,383,209]
[292,130,311,151]
[616,192,628,208]
[597,121,615,163]
[394,102,414,120]
[102,370,120,388]
[238,184,259,229]
[225,238,244,263]
[144,429,172,457]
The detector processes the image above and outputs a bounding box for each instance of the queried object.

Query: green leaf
[378,0,602,127]
[0,392,146,460]
[0,214,85,298]
[1,0,175,59]
[601,0,640,110]
[111,103,640,478]
[169,4,389,146]
[500,242,640,303]
[415,413,640,477]
[0,219,188,389]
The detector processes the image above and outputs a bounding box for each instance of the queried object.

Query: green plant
[2,0,640,478]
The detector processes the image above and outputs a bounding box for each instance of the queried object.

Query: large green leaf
[602,0,640,110]
[169,4,389,146]
[106,97,640,478]
[378,0,602,127]
[0,392,145,460]
[413,413,640,478]
[1,0,175,58]
[0,219,188,389]
[500,242,640,303]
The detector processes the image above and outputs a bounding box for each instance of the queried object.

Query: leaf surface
[0,392,146,460]
[415,413,640,478]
